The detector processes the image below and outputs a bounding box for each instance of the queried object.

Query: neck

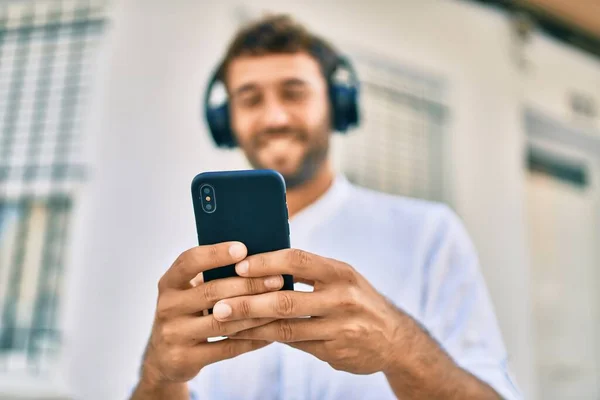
[286,160,335,218]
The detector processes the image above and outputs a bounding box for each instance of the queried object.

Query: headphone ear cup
[205,102,236,148]
[203,65,237,148]
[330,84,359,133]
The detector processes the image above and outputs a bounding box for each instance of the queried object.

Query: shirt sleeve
[419,205,522,400]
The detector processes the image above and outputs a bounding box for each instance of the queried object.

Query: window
[0,0,107,379]
[339,52,449,202]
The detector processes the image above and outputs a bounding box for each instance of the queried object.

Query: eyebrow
[232,83,259,98]
[281,78,309,88]
[232,78,310,98]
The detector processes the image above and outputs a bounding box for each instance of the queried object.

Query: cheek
[305,98,331,132]
[230,109,254,144]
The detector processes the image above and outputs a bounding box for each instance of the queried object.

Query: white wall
[525,31,600,130]
[522,26,600,400]
[62,2,248,399]
[60,0,600,399]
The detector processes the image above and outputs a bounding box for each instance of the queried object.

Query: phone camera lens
[200,184,215,213]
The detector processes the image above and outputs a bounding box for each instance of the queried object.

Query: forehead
[226,52,325,91]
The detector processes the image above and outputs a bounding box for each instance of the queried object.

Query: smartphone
[191,169,294,305]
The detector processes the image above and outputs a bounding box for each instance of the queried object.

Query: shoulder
[341,181,475,257]
[345,181,460,230]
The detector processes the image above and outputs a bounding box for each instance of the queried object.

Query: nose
[261,94,291,129]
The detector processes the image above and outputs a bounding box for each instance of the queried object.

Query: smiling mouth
[257,132,305,147]
[265,131,296,139]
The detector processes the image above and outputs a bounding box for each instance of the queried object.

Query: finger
[162,316,278,344]
[159,275,285,316]
[286,340,328,361]
[229,317,333,342]
[160,242,248,290]
[235,249,343,283]
[186,339,272,370]
[213,290,336,321]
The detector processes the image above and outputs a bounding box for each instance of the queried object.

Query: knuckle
[201,281,219,303]
[224,339,242,359]
[194,244,221,268]
[290,249,310,267]
[273,292,295,317]
[245,278,260,294]
[338,286,360,310]
[177,249,193,270]
[341,322,367,341]
[276,320,295,342]
[166,347,186,368]
[158,255,185,291]
[172,251,187,268]
[338,262,358,284]
[258,254,268,270]
[208,244,220,261]
[238,299,252,318]
[159,323,178,345]
[332,346,350,362]
[157,276,168,292]
[156,296,175,322]
[178,262,195,283]
[210,316,225,335]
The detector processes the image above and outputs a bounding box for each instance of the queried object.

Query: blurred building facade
[0,0,598,399]
[0,1,107,397]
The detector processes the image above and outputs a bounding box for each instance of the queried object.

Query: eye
[283,87,307,102]
[237,93,262,108]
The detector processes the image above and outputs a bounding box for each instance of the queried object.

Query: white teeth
[264,136,296,153]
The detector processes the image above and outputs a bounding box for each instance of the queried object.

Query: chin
[275,163,302,176]
[280,171,312,189]
[248,147,321,187]
[257,154,303,174]
[253,159,300,181]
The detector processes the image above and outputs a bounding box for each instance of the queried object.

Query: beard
[241,123,330,189]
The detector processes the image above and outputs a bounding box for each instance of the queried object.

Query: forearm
[383,315,501,399]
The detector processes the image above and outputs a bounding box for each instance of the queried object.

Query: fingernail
[229,243,246,259]
[264,276,282,289]
[237,260,249,275]
[213,302,232,320]
[190,277,201,287]
[189,272,203,287]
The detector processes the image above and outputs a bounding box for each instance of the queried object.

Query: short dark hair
[217,14,340,85]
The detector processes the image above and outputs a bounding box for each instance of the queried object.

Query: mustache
[252,127,309,146]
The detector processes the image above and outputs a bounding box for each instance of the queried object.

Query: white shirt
[188,174,522,399]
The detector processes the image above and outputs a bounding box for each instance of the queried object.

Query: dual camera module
[200,184,216,213]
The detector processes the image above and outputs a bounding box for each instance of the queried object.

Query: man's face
[227,52,331,188]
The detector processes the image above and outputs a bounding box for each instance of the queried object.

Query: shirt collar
[289,173,352,244]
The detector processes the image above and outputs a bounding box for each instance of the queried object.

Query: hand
[141,242,284,386]
[213,249,408,375]
[207,249,503,400]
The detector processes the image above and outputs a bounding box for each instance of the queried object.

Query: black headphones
[203,52,361,148]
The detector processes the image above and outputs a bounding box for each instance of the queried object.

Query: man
[131,14,521,399]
